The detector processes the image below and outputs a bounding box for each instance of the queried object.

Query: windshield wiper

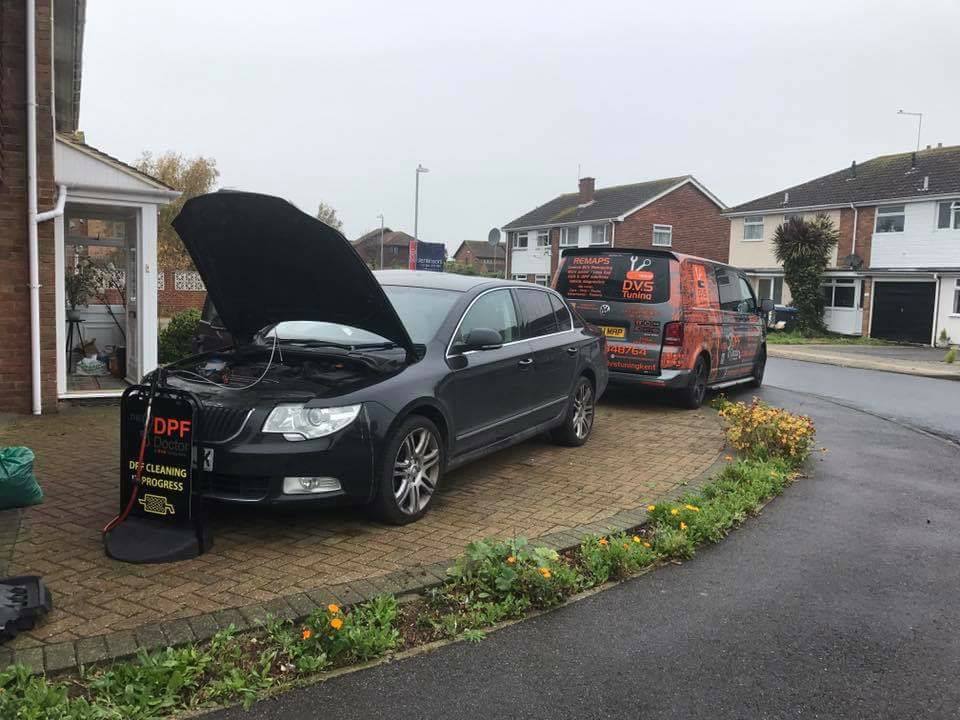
[274,339,353,351]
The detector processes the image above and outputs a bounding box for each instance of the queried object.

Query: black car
[159,191,608,524]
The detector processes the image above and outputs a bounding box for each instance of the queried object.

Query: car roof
[374,269,518,292]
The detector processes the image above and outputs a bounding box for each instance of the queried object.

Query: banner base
[104,517,212,564]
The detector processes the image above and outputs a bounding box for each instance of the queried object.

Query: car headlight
[262,403,362,441]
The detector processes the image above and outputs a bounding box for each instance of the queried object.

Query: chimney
[578,177,596,204]
[937,142,943,148]
[926,144,932,150]
[851,160,857,178]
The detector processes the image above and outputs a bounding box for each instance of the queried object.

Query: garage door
[871,282,935,344]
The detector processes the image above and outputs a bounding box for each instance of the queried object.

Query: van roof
[559,246,736,269]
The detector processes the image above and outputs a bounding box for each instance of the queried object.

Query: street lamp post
[897,109,923,152]
[414,164,429,241]
[377,213,385,270]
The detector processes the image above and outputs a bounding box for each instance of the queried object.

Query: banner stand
[103,385,212,564]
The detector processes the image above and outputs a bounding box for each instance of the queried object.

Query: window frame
[512,232,529,250]
[511,273,527,282]
[448,287,521,354]
[937,200,960,230]
[590,223,608,246]
[742,216,764,241]
[536,230,550,249]
[756,276,784,305]
[953,279,960,315]
[874,205,906,234]
[821,277,857,309]
[534,274,549,286]
[560,226,579,247]
[652,224,673,247]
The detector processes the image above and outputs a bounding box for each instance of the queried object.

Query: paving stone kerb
[0,394,725,673]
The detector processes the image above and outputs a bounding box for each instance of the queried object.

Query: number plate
[201,447,214,472]
[600,325,626,339]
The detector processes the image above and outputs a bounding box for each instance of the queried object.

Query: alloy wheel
[393,427,441,515]
[572,381,594,440]
[693,361,707,405]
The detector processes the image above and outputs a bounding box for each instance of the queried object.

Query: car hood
[172,191,416,359]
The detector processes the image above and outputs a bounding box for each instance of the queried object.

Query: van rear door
[554,251,677,375]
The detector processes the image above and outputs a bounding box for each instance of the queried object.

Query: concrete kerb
[12,448,731,676]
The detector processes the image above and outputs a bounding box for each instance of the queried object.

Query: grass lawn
[766,330,893,346]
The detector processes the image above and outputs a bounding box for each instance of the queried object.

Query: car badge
[600,304,611,315]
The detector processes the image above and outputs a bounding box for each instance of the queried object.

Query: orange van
[554,248,773,408]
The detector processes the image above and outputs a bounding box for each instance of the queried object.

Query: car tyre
[551,376,595,447]
[678,356,708,409]
[372,415,445,525]
[747,347,766,388]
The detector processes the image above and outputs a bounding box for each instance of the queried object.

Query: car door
[514,287,579,426]
[444,288,534,455]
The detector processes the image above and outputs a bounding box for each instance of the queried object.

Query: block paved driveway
[0,391,723,651]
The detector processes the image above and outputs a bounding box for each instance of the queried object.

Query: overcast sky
[81,0,958,252]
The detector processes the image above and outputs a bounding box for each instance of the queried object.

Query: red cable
[103,385,157,534]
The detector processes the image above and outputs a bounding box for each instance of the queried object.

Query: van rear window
[556,253,671,303]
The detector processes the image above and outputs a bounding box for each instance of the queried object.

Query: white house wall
[871,200,960,268]
[728,210,841,270]
[510,245,551,275]
[935,274,960,345]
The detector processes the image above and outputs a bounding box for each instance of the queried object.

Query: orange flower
[330,617,344,630]
[724,455,734,461]
[506,555,516,564]
[598,537,608,546]
[643,541,652,548]
[622,543,630,549]
[538,567,552,579]
[327,603,340,614]
[680,521,688,531]
[301,628,312,640]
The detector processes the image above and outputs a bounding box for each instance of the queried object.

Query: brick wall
[157,270,207,318]
[837,206,874,267]
[0,0,58,413]
[614,183,729,262]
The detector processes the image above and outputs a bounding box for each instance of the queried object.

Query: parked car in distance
[158,191,608,524]
[554,248,773,408]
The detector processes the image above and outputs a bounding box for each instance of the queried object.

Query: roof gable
[503,176,723,229]
[454,240,505,259]
[55,134,178,197]
[727,145,960,214]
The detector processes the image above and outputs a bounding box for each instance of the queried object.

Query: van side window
[716,269,757,313]
[737,275,757,313]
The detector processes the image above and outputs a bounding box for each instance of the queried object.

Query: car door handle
[518,358,534,367]
[566,347,579,356]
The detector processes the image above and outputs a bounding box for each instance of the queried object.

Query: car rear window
[556,252,671,303]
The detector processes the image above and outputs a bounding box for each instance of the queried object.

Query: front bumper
[607,368,694,390]
[195,404,383,505]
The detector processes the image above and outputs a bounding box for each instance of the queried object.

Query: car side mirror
[760,298,775,313]
[462,327,503,351]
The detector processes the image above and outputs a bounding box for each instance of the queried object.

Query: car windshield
[254,286,459,348]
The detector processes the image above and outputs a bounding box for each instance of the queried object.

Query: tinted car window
[716,268,756,313]
[454,289,519,346]
[737,275,757,312]
[549,293,573,331]
[517,288,558,338]
[556,252,670,303]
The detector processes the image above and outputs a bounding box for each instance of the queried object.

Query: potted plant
[64,262,97,321]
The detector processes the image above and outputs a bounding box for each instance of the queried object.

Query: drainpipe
[931,273,941,347]
[610,221,616,248]
[848,203,858,257]
[26,0,67,414]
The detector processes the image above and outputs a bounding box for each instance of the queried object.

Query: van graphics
[121,387,198,528]
[557,252,669,304]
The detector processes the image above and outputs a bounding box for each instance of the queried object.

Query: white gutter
[26,0,67,415]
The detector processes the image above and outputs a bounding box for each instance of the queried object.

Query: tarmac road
[207,362,960,719]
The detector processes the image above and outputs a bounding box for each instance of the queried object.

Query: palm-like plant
[772,214,839,335]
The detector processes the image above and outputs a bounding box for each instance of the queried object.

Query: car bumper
[607,368,693,390]
[194,406,381,506]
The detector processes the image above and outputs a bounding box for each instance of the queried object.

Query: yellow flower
[538,567,552,579]
[670,508,679,516]
[506,555,516,564]
[301,628,312,640]
[632,535,642,543]
[598,537,608,546]
[684,504,700,512]
[330,617,344,630]
[647,504,656,512]
[680,522,688,531]
[643,542,652,548]
[327,603,340,614]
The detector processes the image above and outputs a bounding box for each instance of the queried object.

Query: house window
[822,278,856,308]
[875,205,905,233]
[590,224,608,245]
[512,232,529,249]
[743,216,764,240]
[652,224,673,247]
[512,273,527,282]
[536,230,550,249]
[534,274,549,286]
[756,277,784,304]
[560,226,579,247]
[954,279,960,314]
[937,200,960,229]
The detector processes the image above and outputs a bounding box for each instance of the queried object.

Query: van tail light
[663,322,684,347]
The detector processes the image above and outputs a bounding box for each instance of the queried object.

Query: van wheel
[372,416,444,525]
[678,356,708,409]
[551,376,595,447]
[748,348,766,388]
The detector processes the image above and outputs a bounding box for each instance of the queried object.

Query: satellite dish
[487,228,501,246]
[844,253,864,270]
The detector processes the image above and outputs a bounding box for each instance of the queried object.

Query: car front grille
[198,406,252,443]
[199,473,270,501]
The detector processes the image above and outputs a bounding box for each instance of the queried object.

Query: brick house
[450,240,506,275]
[1,1,177,414]
[352,227,417,270]
[501,175,728,285]
[725,145,960,344]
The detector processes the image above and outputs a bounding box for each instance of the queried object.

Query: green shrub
[946,347,957,364]
[579,532,655,585]
[158,308,201,364]
[298,595,400,665]
[715,397,816,465]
